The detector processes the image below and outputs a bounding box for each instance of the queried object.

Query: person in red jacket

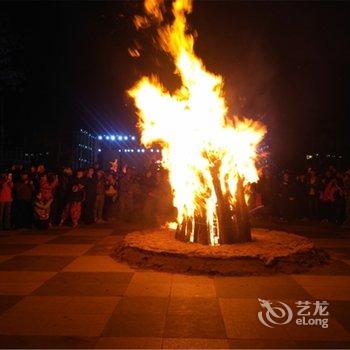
[0,173,13,230]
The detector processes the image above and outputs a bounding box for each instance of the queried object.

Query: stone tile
[96,236,124,245]
[292,275,350,301]
[131,271,173,284]
[102,296,168,337]
[304,259,350,276]
[84,245,115,256]
[163,338,230,349]
[8,295,119,315]
[23,244,93,256]
[164,313,227,339]
[0,282,44,296]
[0,335,97,349]
[62,296,120,314]
[33,272,132,296]
[0,245,37,255]
[0,271,56,282]
[48,235,100,245]
[63,228,113,237]
[313,238,350,249]
[228,339,297,349]
[0,256,13,263]
[214,276,310,299]
[63,255,131,272]
[171,282,216,298]
[95,337,162,349]
[168,297,226,316]
[0,311,55,335]
[47,313,111,336]
[293,340,350,349]
[0,235,57,245]
[165,297,227,338]
[327,248,350,260]
[125,281,171,297]
[172,274,214,284]
[331,300,350,332]
[285,318,350,341]
[8,296,71,313]
[0,296,23,314]
[219,298,290,340]
[0,255,76,271]
[116,296,169,315]
[20,228,70,236]
[102,311,166,337]
[0,272,54,295]
[40,271,133,284]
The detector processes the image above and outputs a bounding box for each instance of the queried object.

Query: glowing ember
[128,0,266,245]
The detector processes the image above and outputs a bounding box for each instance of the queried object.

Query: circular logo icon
[258,298,293,328]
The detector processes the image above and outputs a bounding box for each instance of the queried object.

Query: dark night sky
[2,1,350,167]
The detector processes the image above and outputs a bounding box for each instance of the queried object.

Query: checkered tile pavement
[0,223,349,349]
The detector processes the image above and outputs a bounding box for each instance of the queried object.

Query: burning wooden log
[175,161,251,245]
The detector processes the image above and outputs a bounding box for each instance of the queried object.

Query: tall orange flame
[128,0,266,245]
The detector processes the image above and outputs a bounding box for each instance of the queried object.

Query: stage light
[141,149,145,153]
[98,148,101,152]
[118,136,123,141]
[131,136,136,140]
[98,135,102,140]
[111,135,115,141]
[124,136,128,140]
[150,149,154,152]
[106,136,110,140]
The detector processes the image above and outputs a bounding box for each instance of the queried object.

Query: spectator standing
[343,170,350,226]
[60,170,85,228]
[0,173,13,230]
[95,170,106,223]
[82,168,97,224]
[15,173,34,228]
[104,173,118,221]
[277,172,296,221]
[306,170,319,220]
[33,192,52,230]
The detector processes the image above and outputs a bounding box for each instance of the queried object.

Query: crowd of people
[254,166,350,225]
[0,163,174,231]
[1,162,350,231]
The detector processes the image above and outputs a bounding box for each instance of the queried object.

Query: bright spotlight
[110,135,115,141]
[98,148,101,152]
[131,136,136,140]
[124,136,128,140]
[98,135,102,140]
[105,136,110,140]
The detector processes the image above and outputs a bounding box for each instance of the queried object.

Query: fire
[128,0,266,245]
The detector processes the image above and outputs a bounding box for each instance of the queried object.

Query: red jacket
[0,182,13,202]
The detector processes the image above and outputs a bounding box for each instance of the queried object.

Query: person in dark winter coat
[15,173,34,228]
[59,170,85,228]
[82,168,97,224]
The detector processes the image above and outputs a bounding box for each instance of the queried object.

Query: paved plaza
[0,222,349,349]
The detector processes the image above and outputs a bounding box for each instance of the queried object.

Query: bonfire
[128,0,266,245]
